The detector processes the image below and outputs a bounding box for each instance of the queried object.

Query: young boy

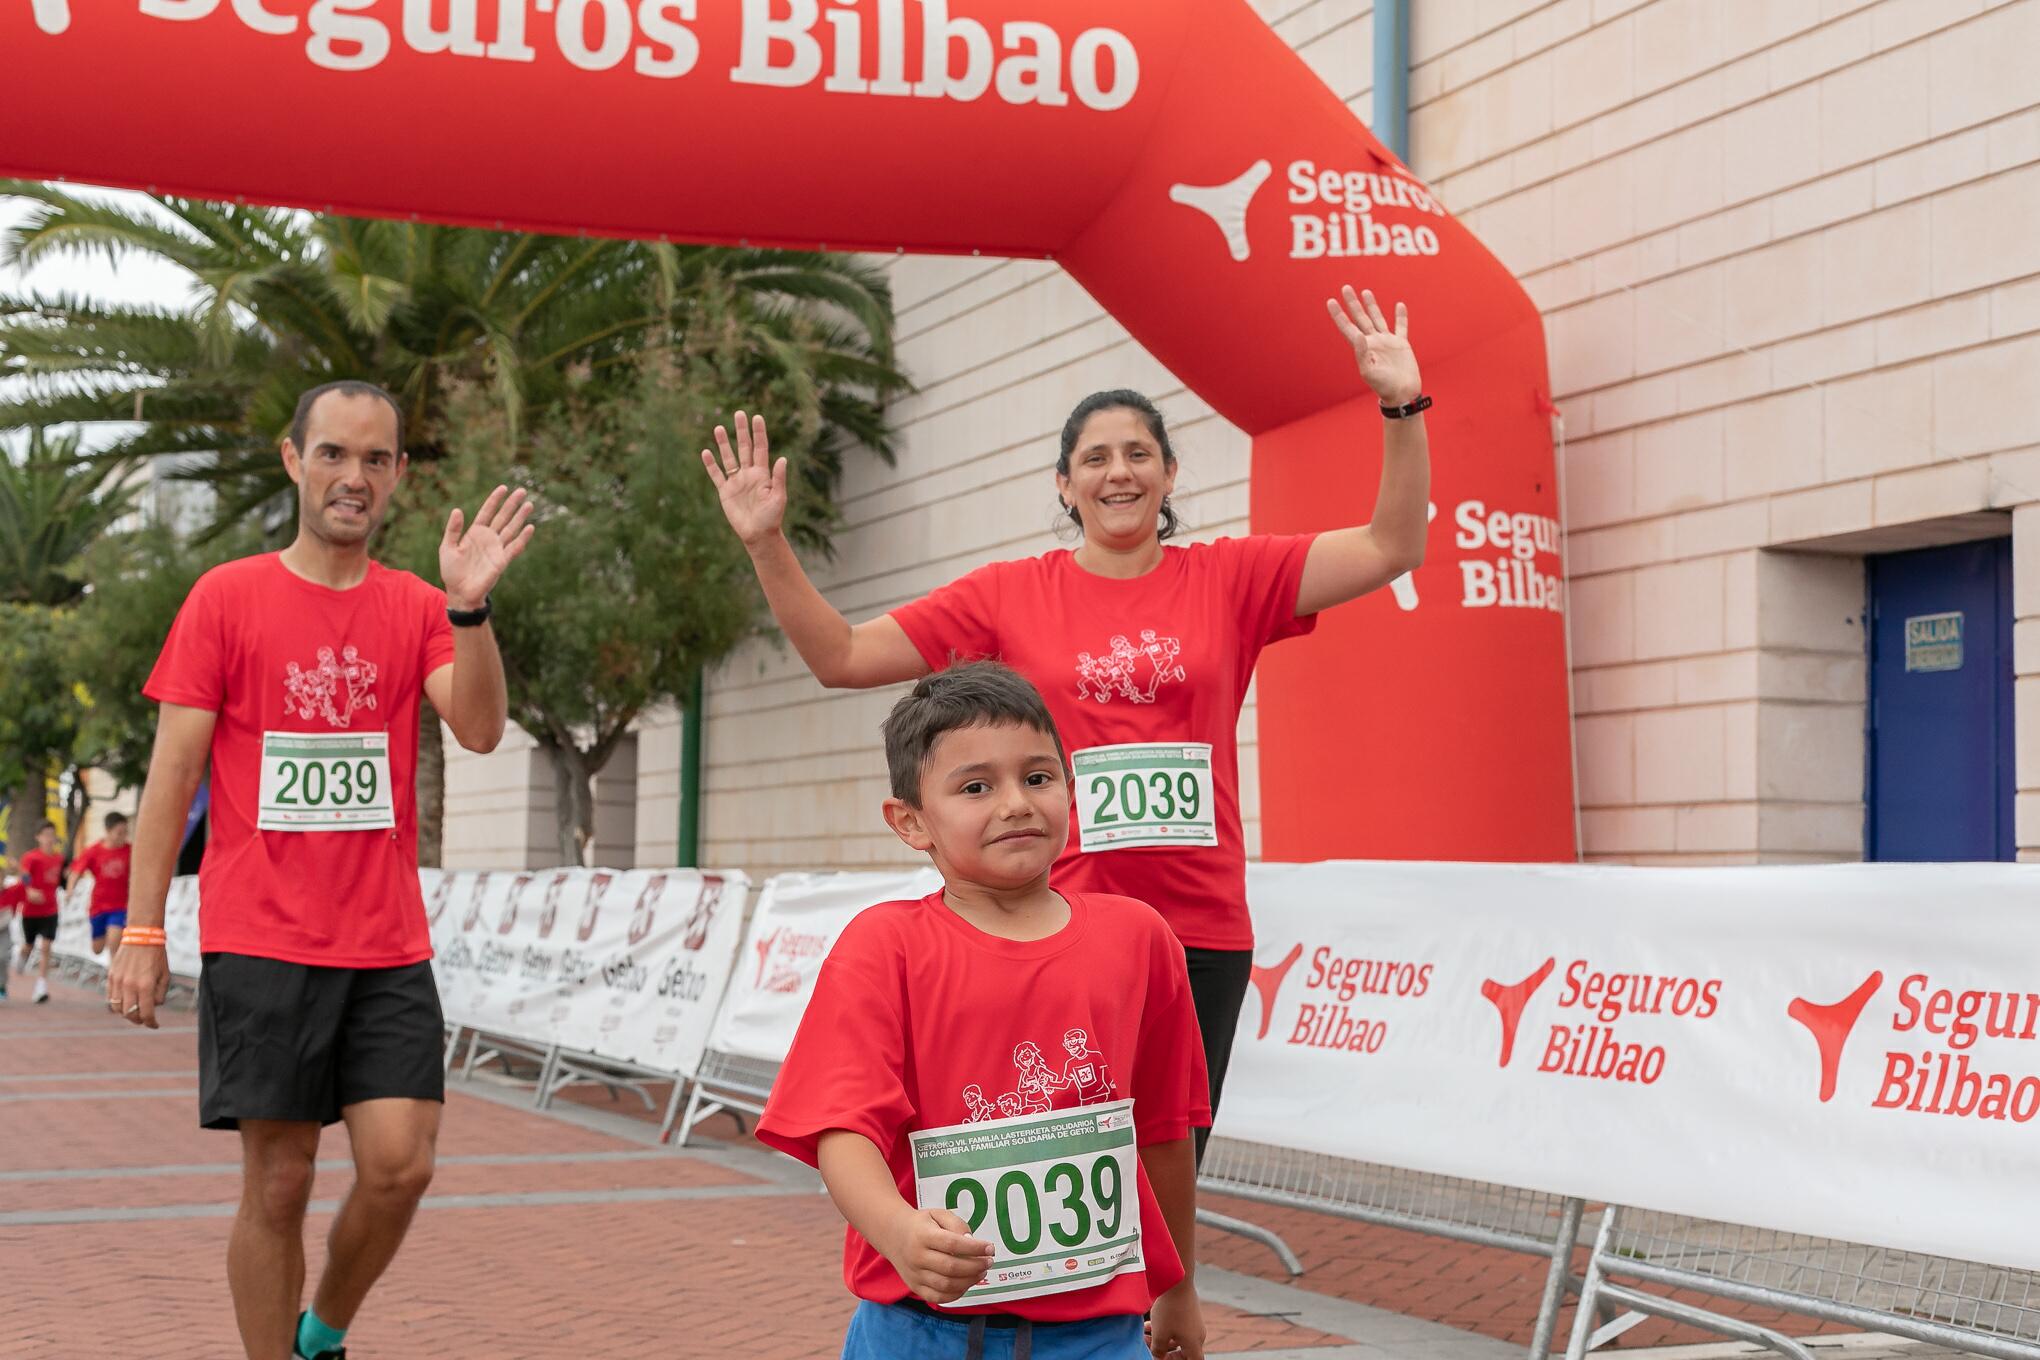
[758,662,1210,1360]
[17,822,64,1004]
[69,812,133,957]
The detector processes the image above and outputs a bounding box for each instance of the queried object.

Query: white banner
[48,876,201,978]
[1219,860,2040,1274]
[426,866,747,1078]
[705,868,940,1063]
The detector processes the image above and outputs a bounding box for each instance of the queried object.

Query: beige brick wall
[442,0,2040,872]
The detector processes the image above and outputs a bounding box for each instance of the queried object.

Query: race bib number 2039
[910,1099,1142,1307]
[258,731,395,832]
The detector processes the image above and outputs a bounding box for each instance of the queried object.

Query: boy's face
[884,721,1071,888]
[105,822,129,848]
[35,828,56,853]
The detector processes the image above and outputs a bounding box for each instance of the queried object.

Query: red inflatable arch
[4,0,1574,862]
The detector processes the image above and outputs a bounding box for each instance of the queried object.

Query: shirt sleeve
[756,915,915,1168]
[1222,533,1322,648]
[887,561,1003,673]
[1134,913,1212,1145]
[421,579,455,676]
[143,573,227,712]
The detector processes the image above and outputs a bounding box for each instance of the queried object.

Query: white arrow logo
[29,0,70,34]
[1169,160,1271,262]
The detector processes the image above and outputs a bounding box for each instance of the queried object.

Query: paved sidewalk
[0,976,1969,1360]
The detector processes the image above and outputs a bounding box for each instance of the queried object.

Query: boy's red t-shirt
[17,850,62,918]
[74,842,133,915]
[889,536,1319,951]
[144,554,455,967]
[757,890,1211,1323]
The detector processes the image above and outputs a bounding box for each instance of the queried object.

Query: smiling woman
[703,286,1433,1156]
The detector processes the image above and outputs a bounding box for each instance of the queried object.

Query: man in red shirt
[759,662,1209,1360]
[68,811,132,956]
[106,380,535,1360]
[16,821,63,1005]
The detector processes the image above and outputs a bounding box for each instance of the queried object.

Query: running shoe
[33,978,49,1003]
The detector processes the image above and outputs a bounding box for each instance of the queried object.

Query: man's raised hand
[441,486,535,611]
[701,410,789,548]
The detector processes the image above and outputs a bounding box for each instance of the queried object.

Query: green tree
[391,337,823,864]
[0,603,82,862]
[0,426,141,605]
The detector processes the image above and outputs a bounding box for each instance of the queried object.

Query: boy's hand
[1146,1282,1206,1359]
[882,1206,995,1305]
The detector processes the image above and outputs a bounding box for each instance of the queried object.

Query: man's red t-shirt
[74,842,132,916]
[889,536,1319,950]
[757,890,1211,1324]
[144,554,454,967]
[17,849,62,918]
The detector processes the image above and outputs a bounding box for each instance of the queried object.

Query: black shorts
[18,914,57,945]
[198,953,444,1131]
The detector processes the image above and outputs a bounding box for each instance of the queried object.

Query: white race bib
[1072,743,1217,851]
[911,1098,1142,1307]
[258,731,395,832]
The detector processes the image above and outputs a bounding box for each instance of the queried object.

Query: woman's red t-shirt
[757,890,1211,1323]
[889,536,1319,950]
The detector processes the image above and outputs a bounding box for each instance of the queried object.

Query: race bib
[910,1098,1142,1307]
[258,731,395,832]
[1072,743,1217,850]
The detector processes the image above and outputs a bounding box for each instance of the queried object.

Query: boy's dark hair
[37,820,56,834]
[103,812,128,830]
[883,661,1066,806]
[288,379,405,454]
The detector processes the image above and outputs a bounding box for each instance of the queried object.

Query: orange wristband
[121,926,167,948]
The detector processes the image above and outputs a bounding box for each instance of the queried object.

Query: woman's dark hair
[1056,389,1181,542]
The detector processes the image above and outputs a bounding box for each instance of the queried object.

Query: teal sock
[297,1309,347,1358]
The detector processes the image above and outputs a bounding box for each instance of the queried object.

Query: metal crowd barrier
[1570,1207,2040,1360]
[671,1048,781,1144]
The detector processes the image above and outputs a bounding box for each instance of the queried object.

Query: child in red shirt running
[69,811,133,957]
[16,822,64,1004]
[759,661,1209,1360]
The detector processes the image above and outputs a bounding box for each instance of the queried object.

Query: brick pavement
[0,976,1976,1360]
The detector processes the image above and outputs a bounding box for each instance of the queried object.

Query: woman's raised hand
[1327,286,1422,407]
[701,410,788,547]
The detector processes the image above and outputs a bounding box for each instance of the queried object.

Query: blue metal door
[1866,538,2016,860]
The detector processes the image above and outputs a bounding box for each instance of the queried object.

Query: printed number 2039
[1088,771,1200,825]
[274,758,380,808]
[943,1158,1123,1255]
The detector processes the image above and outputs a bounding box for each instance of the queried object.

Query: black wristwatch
[447,595,493,628]
[1381,394,1434,420]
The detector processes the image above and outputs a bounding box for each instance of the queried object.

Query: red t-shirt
[74,842,132,915]
[17,849,62,918]
[0,879,26,914]
[757,890,1210,1323]
[889,536,1319,950]
[144,554,455,967]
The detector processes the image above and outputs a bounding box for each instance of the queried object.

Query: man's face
[1063,1033,1084,1057]
[285,392,405,546]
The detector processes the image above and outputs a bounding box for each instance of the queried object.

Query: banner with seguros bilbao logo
[1219,860,2040,1273]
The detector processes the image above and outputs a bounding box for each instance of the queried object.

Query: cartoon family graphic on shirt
[961,1027,1118,1122]
[1074,630,1187,706]
[282,645,381,728]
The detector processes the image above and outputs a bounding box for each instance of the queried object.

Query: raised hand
[1327,286,1422,407]
[701,410,788,548]
[441,485,536,611]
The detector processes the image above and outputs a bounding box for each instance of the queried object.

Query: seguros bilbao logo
[1170,157,1445,264]
[1798,971,2040,1123]
[1245,941,1432,1055]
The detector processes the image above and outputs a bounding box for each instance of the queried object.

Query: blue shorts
[90,911,128,939]
[841,1300,1143,1360]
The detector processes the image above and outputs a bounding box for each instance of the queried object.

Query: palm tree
[0,426,140,606]
[0,183,905,535]
[0,183,909,860]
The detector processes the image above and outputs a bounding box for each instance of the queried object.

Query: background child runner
[69,812,133,957]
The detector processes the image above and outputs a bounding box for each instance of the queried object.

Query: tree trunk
[543,739,596,867]
[5,771,44,863]
[61,770,89,861]
[416,697,445,868]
